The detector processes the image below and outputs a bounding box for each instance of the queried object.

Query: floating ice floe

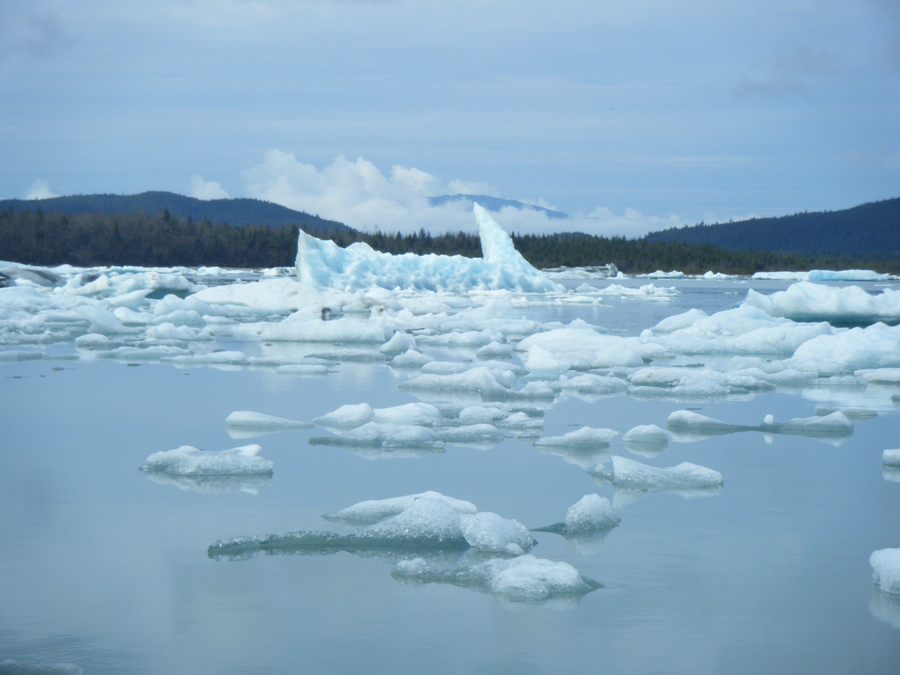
[745,282,900,325]
[309,422,445,451]
[322,491,478,525]
[752,269,895,282]
[225,411,313,437]
[296,204,560,293]
[392,554,601,605]
[534,426,617,449]
[594,283,678,301]
[883,449,900,467]
[589,456,723,504]
[209,495,536,559]
[870,548,900,595]
[532,494,621,553]
[666,409,854,442]
[622,424,670,455]
[140,444,273,476]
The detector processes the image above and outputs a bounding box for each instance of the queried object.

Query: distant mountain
[644,198,900,257]
[429,194,569,219]
[0,191,352,237]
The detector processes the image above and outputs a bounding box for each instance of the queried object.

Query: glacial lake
[1,275,899,674]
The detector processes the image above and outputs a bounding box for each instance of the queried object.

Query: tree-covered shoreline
[2,206,898,275]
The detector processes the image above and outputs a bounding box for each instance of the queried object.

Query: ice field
[1,206,899,674]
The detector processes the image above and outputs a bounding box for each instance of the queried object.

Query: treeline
[0,208,299,268]
[645,197,900,257]
[3,207,898,275]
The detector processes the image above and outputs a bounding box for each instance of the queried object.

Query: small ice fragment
[564,494,620,534]
[594,455,724,491]
[459,511,536,555]
[764,414,774,425]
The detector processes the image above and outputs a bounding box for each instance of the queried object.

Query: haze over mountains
[3,192,897,258]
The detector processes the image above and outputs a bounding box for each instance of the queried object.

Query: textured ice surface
[753,269,894,282]
[563,494,620,534]
[140,444,273,476]
[667,409,853,441]
[622,424,670,453]
[883,449,900,467]
[534,426,617,448]
[593,455,724,492]
[295,204,559,292]
[310,422,445,449]
[322,491,478,525]
[870,548,900,594]
[211,496,535,557]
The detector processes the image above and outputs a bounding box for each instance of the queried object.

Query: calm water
[1,278,899,674]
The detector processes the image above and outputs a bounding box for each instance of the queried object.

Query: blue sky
[1,0,898,235]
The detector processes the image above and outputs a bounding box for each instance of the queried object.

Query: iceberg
[140,444,273,476]
[295,204,560,292]
[870,548,900,595]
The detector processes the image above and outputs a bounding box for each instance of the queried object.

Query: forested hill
[644,198,900,257]
[0,192,351,238]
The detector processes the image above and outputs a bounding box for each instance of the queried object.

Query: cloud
[242,150,683,238]
[189,175,230,200]
[24,178,55,200]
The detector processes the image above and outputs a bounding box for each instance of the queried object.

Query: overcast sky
[1,0,898,235]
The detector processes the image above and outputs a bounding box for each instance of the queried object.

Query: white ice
[322,491,478,525]
[225,411,313,431]
[870,548,900,595]
[534,426,618,449]
[592,455,724,492]
[883,449,900,467]
[564,493,621,534]
[745,281,900,324]
[140,444,273,476]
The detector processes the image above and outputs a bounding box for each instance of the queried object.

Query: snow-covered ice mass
[3,203,900,608]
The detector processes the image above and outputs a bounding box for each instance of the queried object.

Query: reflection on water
[141,471,272,495]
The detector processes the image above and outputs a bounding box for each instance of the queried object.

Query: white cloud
[241,150,683,238]
[189,174,230,200]
[24,178,55,200]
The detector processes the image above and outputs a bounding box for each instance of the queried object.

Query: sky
[1,0,898,236]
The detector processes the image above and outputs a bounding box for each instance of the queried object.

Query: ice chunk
[667,410,753,435]
[623,424,670,454]
[592,455,724,492]
[373,402,444,426]
[459,511,535,555]
[323,491,478,525]
[390,348,434,369]
[314,403,374,429]
[883,449,900,467]
[760,411,854,438]
[392,554,600,605]
[261,314,390,343]
[857,368,900,384]
[561,373,628,397]
[295,203,560,292]
[476,341,513,359]
[225,411,313,432]
[870,548,900,595]
[380,331,417,355]
[524,344,570,378]
[564,493,620,534]
[787,323,900,375]
[744,281,900,325]
[535,426,617,449]
[667,408,853,441]
[140,444,273,476]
